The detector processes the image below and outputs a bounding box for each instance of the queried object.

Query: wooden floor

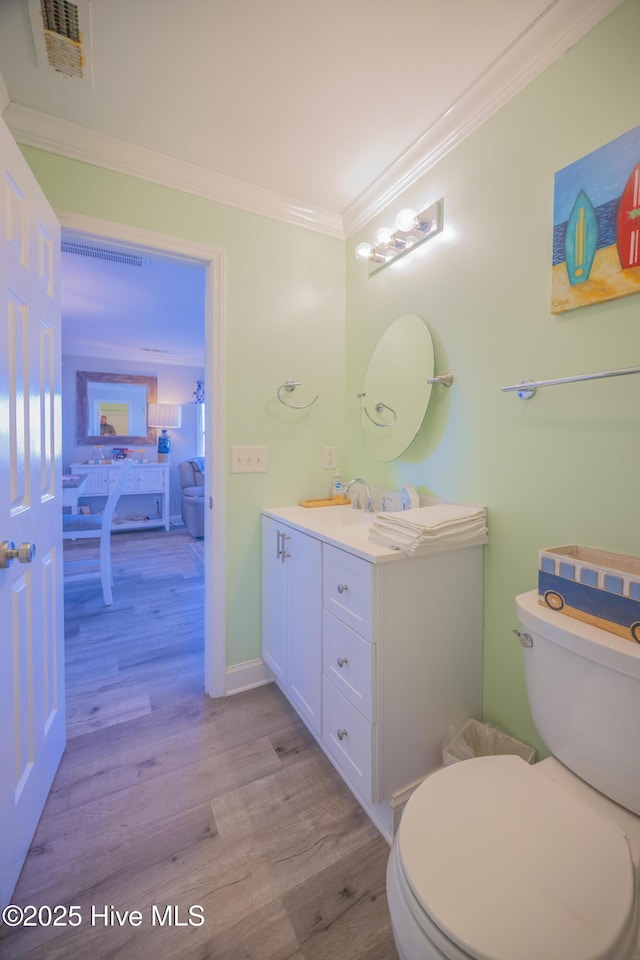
[1,528,399,960]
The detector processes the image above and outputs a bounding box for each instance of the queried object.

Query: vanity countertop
[262,504,488,564]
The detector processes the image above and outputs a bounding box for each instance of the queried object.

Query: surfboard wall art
[552,124,640,314]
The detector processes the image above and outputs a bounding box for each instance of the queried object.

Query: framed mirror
[76,371,158,446]
[360,315,435,461]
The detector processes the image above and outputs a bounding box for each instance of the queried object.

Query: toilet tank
[516,590,640,816]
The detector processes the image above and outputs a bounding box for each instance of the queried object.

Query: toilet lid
[397,756,635,960]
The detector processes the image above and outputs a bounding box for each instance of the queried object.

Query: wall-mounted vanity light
[355,198,444,276]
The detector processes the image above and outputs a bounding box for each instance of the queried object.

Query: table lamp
[147,403,182,462]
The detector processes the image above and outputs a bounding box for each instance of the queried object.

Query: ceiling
[0,0,622,362]
[60,237,206,366]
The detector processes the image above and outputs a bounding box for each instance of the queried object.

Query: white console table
[69,462,170,532]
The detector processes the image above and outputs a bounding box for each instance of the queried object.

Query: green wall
[345,0,640,753]
[19,0,640,749]
[21,149,346,667]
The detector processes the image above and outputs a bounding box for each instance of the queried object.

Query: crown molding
[3,0,622,242]
[4,103,345,239]
[342,0,624,237]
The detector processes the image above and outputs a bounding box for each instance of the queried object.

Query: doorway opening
[59,212,226,699]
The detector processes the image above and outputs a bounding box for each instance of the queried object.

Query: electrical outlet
[323,446,337,469]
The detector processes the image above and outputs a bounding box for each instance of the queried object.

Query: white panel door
[0,117,64,908]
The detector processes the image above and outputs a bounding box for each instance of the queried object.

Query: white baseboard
[225,658,274,696]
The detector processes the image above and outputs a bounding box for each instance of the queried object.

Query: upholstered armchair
[179,459,205,538]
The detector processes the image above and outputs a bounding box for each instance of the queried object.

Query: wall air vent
[28,0,93,83]
[61,241,146,268]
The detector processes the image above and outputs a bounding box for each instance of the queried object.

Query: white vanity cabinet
[261,515,322,735]
[69,462,170,532]
[262,506,485,841]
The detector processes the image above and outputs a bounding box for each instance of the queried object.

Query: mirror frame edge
[76,371,158,446]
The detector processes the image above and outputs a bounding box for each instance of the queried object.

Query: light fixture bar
[355,198,444,276]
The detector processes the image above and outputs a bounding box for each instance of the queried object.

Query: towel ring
[277,380,319,410]
[358,393,397,427]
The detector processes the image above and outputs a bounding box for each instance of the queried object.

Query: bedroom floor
[0,529,398,960]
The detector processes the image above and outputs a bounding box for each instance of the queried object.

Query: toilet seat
[396,755,636,960]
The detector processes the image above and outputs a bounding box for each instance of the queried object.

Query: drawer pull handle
[337,728,348,741]
[337,656,348,668]
[337,583,349,594]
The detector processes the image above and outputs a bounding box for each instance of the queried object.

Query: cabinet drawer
[108,467,136,493]
[323,544,372,637]
[323,677,373,802]
[322,610,374,721]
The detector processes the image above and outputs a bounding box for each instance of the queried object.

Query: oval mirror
[360,314,435,461]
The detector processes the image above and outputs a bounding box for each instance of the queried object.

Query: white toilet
[386,589,640,960]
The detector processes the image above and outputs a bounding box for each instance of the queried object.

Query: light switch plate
[231,446,268,473]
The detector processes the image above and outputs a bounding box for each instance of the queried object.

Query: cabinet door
[287,528,322,735]
[137,466,166,493]
[83,467,109,495]
[261,516,288,684]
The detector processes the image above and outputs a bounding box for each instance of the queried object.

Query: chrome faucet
[345,478,374,512]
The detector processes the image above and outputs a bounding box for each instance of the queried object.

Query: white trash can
[442,718,536,766]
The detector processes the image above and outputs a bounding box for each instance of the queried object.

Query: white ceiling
[60,238,206,366]
[0,0,622,361]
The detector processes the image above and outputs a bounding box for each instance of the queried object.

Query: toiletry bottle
[400,484,419,510]
[331,470,344,499]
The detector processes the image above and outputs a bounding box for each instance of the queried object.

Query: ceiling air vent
[28,0,92,82]
[61,241,146,268]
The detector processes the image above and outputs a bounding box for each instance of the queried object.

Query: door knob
[0,540,36,569]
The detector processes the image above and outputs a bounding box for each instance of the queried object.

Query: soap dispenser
[330,470,344,499]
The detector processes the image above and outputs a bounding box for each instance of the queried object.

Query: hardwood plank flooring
[1,528,399,960]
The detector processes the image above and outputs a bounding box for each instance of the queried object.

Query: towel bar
[502,365,640,399]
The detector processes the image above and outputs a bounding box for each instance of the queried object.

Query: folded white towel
[374,503,485,533]
[404,525,488,556]
[370,518,486,546]
[368,503,487,555]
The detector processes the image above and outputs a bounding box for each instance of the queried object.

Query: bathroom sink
[315,506,377,526]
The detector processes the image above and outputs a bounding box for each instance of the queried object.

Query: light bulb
[396,208,417,232]
[415,217,433,233]
[374,226,393,246]
[355,242,373,261]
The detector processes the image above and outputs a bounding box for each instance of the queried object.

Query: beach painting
[552,124,640,314]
